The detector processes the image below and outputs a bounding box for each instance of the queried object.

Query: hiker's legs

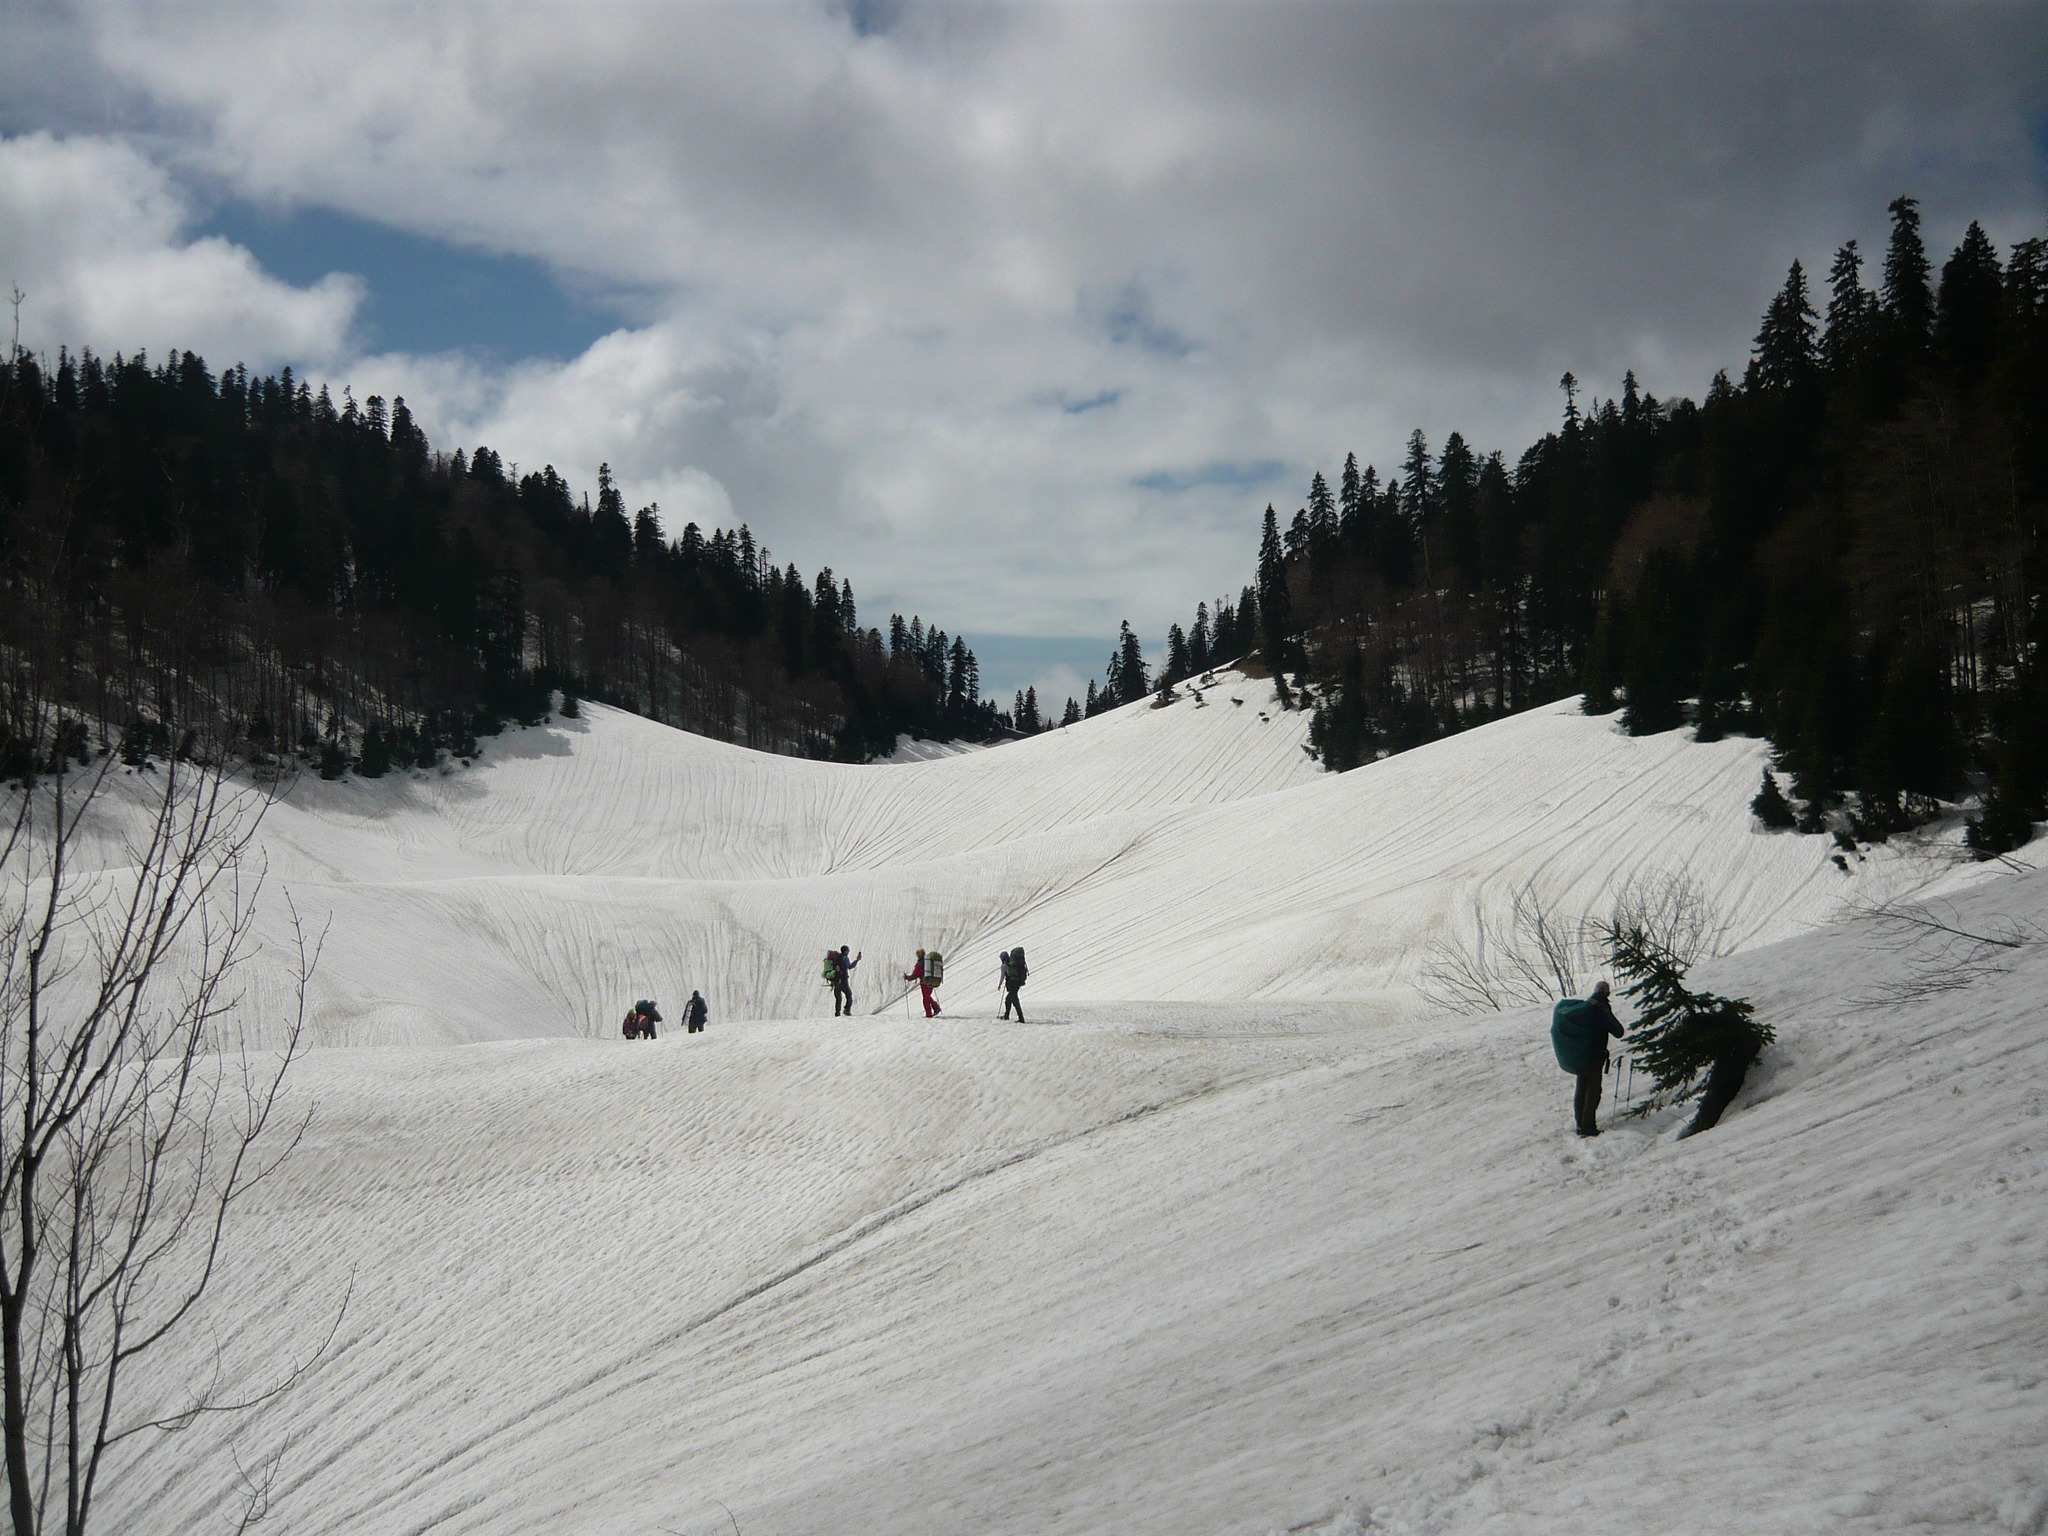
[834,979,853,1016]
[1005,983,1023,1021]
[1574,1063,1604,1134]
[920,983,937,1018]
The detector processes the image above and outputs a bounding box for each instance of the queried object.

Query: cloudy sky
[3,2,2044,704]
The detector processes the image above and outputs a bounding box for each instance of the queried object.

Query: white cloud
[4,3,2041,644]
[0,131,359,368]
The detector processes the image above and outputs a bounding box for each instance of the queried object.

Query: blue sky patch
[968,633,1114,704]
[1061,389,1124,415]
[1133,459,1286,496]
[1103,281,1195,358]
[203,202,624,361]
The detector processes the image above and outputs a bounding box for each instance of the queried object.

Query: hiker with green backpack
[824,945,861,1016]
[1551,980,1625,1137]
[904,947,944,1018]
[999,947,1028,1022]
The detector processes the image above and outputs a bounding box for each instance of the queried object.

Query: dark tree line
[0,348,1003,778]
[1157,197,2043,856]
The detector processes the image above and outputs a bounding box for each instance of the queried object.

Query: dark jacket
[685,996,707,1027]
[1551,996,1623,1074]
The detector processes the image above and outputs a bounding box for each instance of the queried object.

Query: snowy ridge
[64,669,1997,1045]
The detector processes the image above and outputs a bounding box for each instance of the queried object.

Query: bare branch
[1844,895,2040,1009]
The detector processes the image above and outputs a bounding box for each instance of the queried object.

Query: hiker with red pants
[904,947,944,1018]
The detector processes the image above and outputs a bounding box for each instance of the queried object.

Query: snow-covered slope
[66,670,1999,1045]
[114,864,2048,1535]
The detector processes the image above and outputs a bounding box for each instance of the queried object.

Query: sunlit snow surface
[66,670,2007,1046]
[74,677,2045,1533]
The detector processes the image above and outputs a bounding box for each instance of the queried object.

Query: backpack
[924,951,944,987]
[823,953,838,983]
[1009,947,1028,986]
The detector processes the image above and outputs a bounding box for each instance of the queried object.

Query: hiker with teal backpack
[904,948,943,1018]
[1551,980,1625,1136]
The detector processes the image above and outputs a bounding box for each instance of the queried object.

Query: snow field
[51,669,2002,1047]
[35,678,2042,1532]
[108,865,2048,1534]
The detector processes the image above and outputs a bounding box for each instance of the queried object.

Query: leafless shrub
[1421,871,1727,1016]
[1606,870,1729,970]
[0,737,328,1534]
[1846,896,2039,1008]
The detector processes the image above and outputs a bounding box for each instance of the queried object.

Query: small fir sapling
[1751,770,1797,829]
[1607,924,1773,1138]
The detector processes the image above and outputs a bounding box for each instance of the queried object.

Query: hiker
[829,945,862,1017]
[1551,980,1625,1137]
[685,991,708,1034]
[999,946,1028,1022]
[904,948,943,1018]
[623,999,662,1040]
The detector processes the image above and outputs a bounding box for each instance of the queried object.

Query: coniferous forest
[0,354,1001,777]
[6,195,2043,860]
[1132,199,2046,857]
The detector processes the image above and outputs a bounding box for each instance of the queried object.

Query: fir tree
[1822,239,1875,377]
[1338,453,1362,544]
[1881,194,1935,358]
[1109,620,1148,705]
[1607,924,1772,1128]
[1935,220,2003,388]
[1163,622,1190,687]
[1751,769,1796,830]
[1255,509,1291,662]
[1749,260,1819,392]
[1400,429,1434,532]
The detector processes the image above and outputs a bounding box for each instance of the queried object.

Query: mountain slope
[63,669,2000,1044]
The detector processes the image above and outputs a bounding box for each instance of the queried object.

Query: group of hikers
[620,944,1030,1043]
[838,944,1030,1021]
[621,993,707,1040]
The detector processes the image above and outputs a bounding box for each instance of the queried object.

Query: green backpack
[822,953,837,983]
[924,951,944,987]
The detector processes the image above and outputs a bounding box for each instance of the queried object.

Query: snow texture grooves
[74,704,2044,1535]
[318,1073,1256,1536]
[54,672,2003,1050]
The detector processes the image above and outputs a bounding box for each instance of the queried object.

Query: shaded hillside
[0,349,1001,772]
[1163,199,2046,856]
